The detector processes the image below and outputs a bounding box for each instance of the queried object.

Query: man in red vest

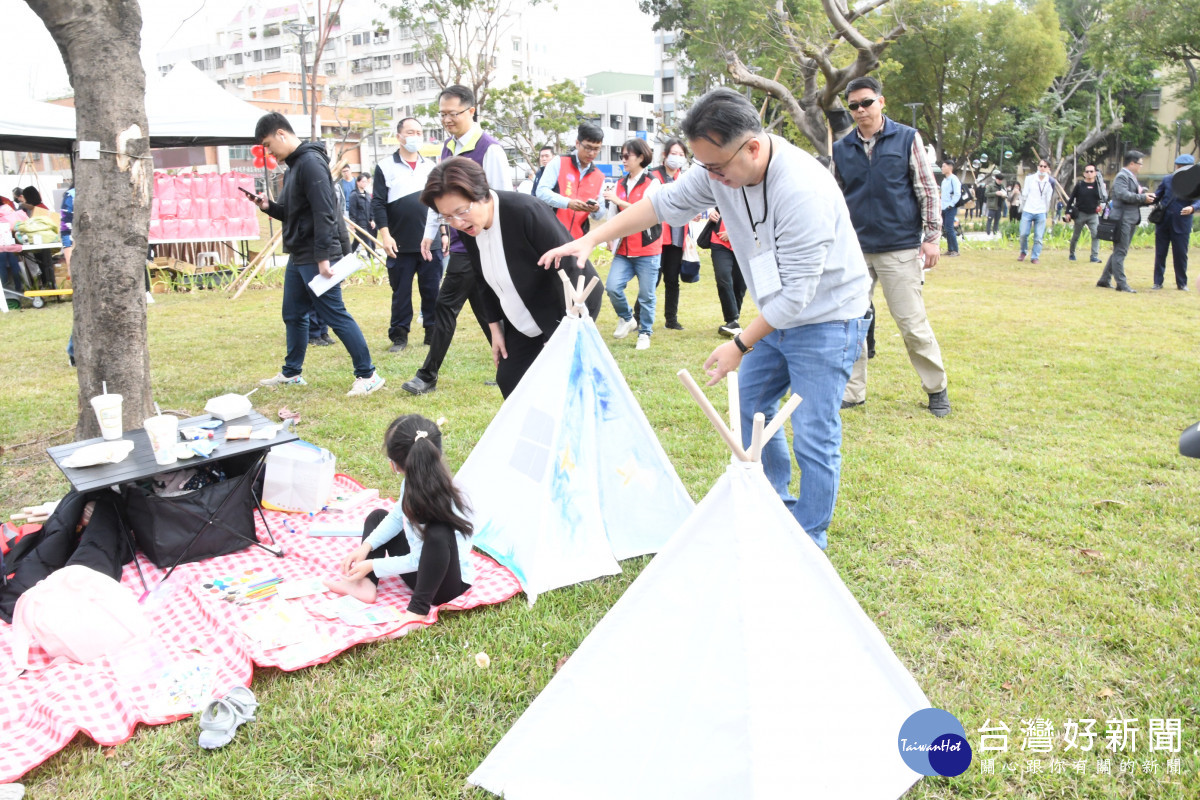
[535,121,608,239]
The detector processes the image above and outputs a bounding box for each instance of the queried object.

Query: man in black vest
[831,76,950,417]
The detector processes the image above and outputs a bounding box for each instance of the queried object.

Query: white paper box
[262,441,335,512]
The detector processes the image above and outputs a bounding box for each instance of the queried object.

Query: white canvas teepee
[469,372,929,800]
[457,275,694,602]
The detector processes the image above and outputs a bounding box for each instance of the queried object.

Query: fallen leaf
[555,654,570,673]
[1002,681,1014,691]
[278,406,301,422]
[475,652,490,669]
[877,610,889,618]
[103,748,119,759]
[1079,548,1105,559]
[1097,687,1115,698]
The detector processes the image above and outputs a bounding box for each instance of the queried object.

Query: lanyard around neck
[741,137,774,244]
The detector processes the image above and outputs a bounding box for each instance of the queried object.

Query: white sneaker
[636,333,651,350]
[718,322,742,338]
[260,373,307,387]
[347,371,385,396]
[613,317,638,339]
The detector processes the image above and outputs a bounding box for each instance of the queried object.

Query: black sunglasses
[847,98,878,112]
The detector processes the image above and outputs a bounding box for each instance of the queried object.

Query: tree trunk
[26,0,154,439]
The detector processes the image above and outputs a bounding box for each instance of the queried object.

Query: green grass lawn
[2,236,1199,798]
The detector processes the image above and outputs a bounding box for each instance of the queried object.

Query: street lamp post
[365,103,383,170]
[904,102,923,131]
[1177,120,1183,158]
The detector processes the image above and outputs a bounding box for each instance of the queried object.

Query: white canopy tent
[0,62,311,155]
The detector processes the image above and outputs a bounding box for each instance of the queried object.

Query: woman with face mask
[372,117,444,353]
[647,139,691,330]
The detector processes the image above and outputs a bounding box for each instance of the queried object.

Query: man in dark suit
[1152,154,1196,291]
[1098,150,1156,293]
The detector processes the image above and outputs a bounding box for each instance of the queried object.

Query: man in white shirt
[1018,159,1055,263]
[373,116,440,353]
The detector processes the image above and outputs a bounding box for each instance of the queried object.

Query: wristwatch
[733,333,753,354]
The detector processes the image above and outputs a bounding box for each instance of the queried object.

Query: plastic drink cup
[144,415,179,466]
[90,393,124,440]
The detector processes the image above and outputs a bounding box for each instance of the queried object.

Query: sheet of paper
[748,247,782,297]
[239,599,313,650]
[311,594,370,620]
[275,631,342,670]
[339,604,404,627]
[277,578,328,600]
[307,252,366,297]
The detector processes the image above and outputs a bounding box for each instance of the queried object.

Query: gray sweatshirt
[651,135,869,329]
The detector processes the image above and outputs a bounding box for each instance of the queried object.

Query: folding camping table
[46,411,298,588]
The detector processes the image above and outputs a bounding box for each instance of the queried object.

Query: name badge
[748,247,782,296]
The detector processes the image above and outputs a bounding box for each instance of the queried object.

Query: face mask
[404,136,422,154]
[666,154,687,170]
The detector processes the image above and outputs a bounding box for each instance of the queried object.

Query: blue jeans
[606,253,661,335]
[1019,211,1047,259]
[281,258,374,378]
[941,207,958,252]
[0,251,22,292]
[738,316,869,550]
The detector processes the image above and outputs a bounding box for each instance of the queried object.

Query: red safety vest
[711,218,732,251]
[615,173,663,257]
[554,155,605,240]
[650,165,682,246]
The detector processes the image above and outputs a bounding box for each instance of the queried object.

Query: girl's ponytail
[383,415,473,535]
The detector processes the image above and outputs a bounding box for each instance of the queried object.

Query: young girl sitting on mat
[324,414,474,620]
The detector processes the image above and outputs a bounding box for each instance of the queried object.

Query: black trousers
[495,319,553,398]
[710,246,746,325]
[416,252,491,383]
[361,508,467,610]
[1153,226,1190,288]
[387,250,443,343]
[658,243,683,323]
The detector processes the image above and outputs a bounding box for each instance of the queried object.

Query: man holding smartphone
[535,121,608,239]
[250,112,383,397]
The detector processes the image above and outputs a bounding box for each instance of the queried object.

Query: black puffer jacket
[265,140,342,264]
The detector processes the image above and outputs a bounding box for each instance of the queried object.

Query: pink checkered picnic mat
[0,474,522,783]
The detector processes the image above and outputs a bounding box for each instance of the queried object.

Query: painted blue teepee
[457,275,694,602]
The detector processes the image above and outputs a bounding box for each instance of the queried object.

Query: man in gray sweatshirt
[538,88,870,550]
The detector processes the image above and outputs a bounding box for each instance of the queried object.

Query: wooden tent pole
[748,412,766,462]
[760,394,803,445]
[727,371,741,441]
[677,369,750,461]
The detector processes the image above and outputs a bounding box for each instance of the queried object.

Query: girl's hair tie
[414,430,429,440]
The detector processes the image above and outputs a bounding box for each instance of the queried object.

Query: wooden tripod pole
[229,229,283,300]
[225,229,279,293]
[677,369,750,461]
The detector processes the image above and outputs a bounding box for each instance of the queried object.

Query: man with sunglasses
[831,76,951,418]
[535,121,608,240]
[538,88,870,551]
[1064,163,1106,263]
[401,85,510,395]
[1018,159,1056,263]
